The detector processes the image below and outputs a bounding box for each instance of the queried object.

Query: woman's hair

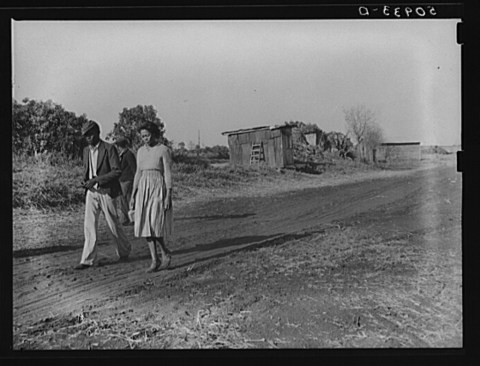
[138,122,161,139]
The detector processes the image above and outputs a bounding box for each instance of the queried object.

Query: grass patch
[13,152,290,210]
[13,153,85,210]
[13,150,415,211]
[15,304,254,349]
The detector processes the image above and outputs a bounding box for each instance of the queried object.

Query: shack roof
[221,124,292,136]
[380,142,421,146]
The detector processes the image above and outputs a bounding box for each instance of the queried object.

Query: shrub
[172,153,211,169]
[13,152,84,210]
[13,151,241,209]
[14,148,375,210]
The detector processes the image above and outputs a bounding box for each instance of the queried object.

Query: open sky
[12,19,461,147]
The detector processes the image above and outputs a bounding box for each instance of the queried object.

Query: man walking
[114,137,137,226]
[75,120,131,270]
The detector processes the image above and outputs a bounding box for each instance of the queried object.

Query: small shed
[222,125,294,168]
[375,142,421,162]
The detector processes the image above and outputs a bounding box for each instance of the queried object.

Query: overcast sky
[12,19,461,147]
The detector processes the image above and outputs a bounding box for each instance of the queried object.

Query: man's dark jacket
[83,140,122,198]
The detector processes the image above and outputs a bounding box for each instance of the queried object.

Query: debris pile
[291,125,353,162]
[293,133,327,164]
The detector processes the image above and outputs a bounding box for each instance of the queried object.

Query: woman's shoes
[146,260,160,273]
[146,253,172,273]
[159,253,172,270]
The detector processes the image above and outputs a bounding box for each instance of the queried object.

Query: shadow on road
[173,234,280,255]
[13,241,110,258]
[168,230,324,271]
[175,213,255,221]
[13,245,81,258]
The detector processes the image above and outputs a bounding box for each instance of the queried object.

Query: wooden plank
[271,129,281,138]
[262,130,270,141]
[230,143,238,165]
[251,131,260,144]
[284,144,294,166]
[285,145,294,166]
[238,133,246,145]
[228,135,239,165]
[227,136,235,164]
[267,139,275,167]
[274,137,282,167]
[281,133,292,166]
[242,143,251,165]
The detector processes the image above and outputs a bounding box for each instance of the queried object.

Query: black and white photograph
[10,4,466,351]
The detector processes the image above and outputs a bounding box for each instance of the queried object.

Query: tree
[363,122,383,149]
[12,98,87,158]
[324,131,353,154]
[107,105,164,151]
[344,104,374,144]
[210,145,229,160]
[187,141,196,151]
[343,104,383,161]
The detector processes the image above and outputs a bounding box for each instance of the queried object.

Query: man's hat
[81,120,100,136]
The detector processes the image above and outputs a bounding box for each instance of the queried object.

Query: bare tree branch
[343,104,381,146]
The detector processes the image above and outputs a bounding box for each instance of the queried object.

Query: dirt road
[12,161,462,348]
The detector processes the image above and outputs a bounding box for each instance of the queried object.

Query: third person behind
[114,136,136,226]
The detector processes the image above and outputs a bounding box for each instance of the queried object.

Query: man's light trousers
[80,189,131,265]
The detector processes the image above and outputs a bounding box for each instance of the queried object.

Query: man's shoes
[74,263,90,270]
[117,256,130,263]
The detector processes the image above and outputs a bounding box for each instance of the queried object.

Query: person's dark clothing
[119,149,136,182]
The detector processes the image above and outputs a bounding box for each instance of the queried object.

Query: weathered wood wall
[226,128,293,168]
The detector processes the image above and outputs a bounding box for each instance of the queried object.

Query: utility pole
[197,129,200,157]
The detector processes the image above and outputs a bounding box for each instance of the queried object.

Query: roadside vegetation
[15,98,439,213]
[12,99,386,211]
[13,148,373,211]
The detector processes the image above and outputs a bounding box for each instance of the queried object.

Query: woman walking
[130,122,173,273]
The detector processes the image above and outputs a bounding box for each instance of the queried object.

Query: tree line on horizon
[12,99,229,159]
[12,98,383,162]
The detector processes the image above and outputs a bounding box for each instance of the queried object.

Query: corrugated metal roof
[221,124,292,136]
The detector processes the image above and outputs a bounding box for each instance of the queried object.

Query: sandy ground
[12,155,461,349]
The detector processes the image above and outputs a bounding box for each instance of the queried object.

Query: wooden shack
[375,142,421,162]
[222,125,294,168]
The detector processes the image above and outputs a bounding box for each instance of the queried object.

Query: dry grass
[14,217,461,349]
[12,152,303,210]
[259,221,462,348]
[11,149,390,211]
[13,153,85,209]
[15,303,257,349]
